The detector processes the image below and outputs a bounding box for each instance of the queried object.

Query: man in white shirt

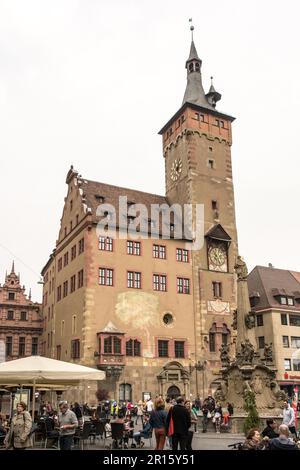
[146,398,154,413]
[282,400,297,438]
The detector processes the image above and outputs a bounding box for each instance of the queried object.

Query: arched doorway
[167,385,181,399]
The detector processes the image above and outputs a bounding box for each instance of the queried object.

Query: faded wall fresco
[115,291,160,357]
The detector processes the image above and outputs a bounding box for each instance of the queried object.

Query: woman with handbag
[149,397,168,450]
[4,401,33,450]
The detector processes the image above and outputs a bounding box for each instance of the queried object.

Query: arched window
[222,324,230,345]
[209,323,217,352]
[189,63,194,73]
[195,62,200,72]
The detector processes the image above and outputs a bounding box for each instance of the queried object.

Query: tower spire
[182,25,216,110]
[205,76,222,108]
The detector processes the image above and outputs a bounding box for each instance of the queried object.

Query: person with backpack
[4,401,33,450]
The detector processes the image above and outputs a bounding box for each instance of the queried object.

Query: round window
[163,313,173,325]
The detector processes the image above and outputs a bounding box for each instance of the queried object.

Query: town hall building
[41,37,239,404]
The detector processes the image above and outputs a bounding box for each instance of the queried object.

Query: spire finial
[210,76,214,86]
[11,260,15,274]
[189,18,194,41]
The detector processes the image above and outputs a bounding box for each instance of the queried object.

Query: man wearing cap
[58,401,78,450]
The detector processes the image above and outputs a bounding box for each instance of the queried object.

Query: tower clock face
[170,158,183,182]
[208,244,227,272]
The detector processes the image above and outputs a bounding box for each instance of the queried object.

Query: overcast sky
[0,0,299,300]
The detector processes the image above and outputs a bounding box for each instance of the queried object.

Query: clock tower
[159,34,238,395]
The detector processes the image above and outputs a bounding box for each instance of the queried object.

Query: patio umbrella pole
[32,379,36,419]
[20,385,23,402]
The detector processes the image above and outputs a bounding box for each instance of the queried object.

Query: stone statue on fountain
[214,255,287,415]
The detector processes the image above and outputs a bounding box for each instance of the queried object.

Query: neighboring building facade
[0,263,42,360]
[248,265,300,397]
[41,38,238,404]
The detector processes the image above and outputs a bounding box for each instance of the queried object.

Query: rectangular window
[99,268,113,286]
[177,277,190,294]
[256,314,264,327]
[288,297,295,306]
[209,333,216,352]
[57,285,62,301]
[283,336,290,348]
[291,337,300,348]
[78,238,85,254]
[63,252,69,267]
[258,336,265,349]
[158,340,169,358]
[127,272,141,289]
[71,339,80,359]
[7,310,14,320]
[63,280,68,298]
[212,200,218,210]
[293,359,300,371]
[71,245,77,261]
[72,315,77,334]
[281,314,288,325]
[212,281,222,298]
[104,336,112,354]
[289,315,300,327]
[70,275,76,293]
[153,244,166,259]
[127,240,141,255]
[8,292,15,301]
[153,274,167,292]
[176,248,189,262]
[20,311,27,321]
[6,336,12,356]
[19,337,26,357]
[31,337,38,355]
[58,258,62,272]
[174,341,185,358]
[99,236,113,251]
[280,296,287,305]
[56,345,61,360]
[77,270,84,288]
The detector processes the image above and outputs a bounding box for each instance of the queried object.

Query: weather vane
[189,18,194,41]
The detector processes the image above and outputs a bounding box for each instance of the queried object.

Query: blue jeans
[59,435,74,450]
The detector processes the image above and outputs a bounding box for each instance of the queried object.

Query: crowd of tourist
[0,395,299,451]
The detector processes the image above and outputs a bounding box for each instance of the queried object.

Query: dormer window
[280,296,287,305]
[288,297,295,306]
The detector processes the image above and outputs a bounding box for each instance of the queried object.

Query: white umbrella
[0,356,105,416]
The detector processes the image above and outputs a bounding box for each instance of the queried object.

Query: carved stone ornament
[231,309,237,330]
[245,311,256,329]
[263,343,273,363]
[219,343,231,367]
[234,255,248,280]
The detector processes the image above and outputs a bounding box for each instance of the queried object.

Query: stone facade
[0,263,42,359]
[41,39,239,405]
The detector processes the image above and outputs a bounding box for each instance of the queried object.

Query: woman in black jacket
[166,396,191,450]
